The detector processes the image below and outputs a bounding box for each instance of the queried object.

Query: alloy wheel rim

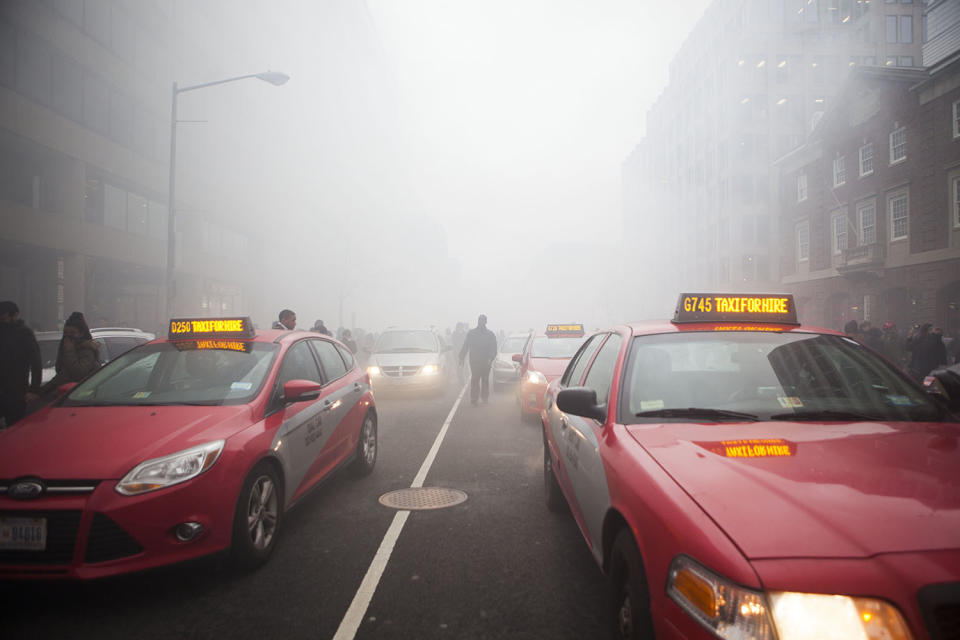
[247,475,278,550]
[362,419,376,464]
[618,590,633,638]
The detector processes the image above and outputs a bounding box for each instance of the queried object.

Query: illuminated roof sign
[168,317,256,340]
[546,323,585,338]
[673,294,798,325]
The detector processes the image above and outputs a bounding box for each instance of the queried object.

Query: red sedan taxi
[515,323,587,422]
[541,294,960,640]
[0,317,377,580]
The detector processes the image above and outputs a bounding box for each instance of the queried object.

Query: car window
[312,339,348,382]
[277,341,323,387]
[499,336,527,354]
[582,334,622,405]
[335,343,355,370]
[562,334,606,387]
[374,330,438,353]
[63,342,277,407]
[103,337,144,362]
[530,335,588,358]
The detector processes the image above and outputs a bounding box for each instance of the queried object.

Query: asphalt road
[2,378,608,639]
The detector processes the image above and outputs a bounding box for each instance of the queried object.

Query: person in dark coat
[272,309,297,330]
[0,301,42,427]
[341,329,358,354]
[908,323,948,381]
[859,321,883,352]
[458,314,498,406]
[311,319,331,336]
[31,311,101,405]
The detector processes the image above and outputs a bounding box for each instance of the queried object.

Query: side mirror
[283,379,323,404]
[58,382,78,396]
[557,387,606,422]
[511,353,522,363]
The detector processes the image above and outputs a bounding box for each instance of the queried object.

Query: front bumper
[0,472,237,580]
[518,381,548,415]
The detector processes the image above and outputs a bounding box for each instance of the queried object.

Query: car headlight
[769,591,912,640]
[526,370,547,385]
[421,364,440,375]
[667,556,913,640]
[367,365,381,376]
[116,440,225,496]
[667,555,775,640]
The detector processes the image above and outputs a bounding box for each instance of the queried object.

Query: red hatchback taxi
[542,294,960,640]
[516,323,587,422]
[0,317,377,580]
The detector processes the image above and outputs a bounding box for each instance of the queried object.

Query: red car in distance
[515,324,588,423]
[0,317,377,580]
[542,294,959,640]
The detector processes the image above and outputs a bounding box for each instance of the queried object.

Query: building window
[859,142,873,176]
[886,15,897,42]
[953,100,960,139]
[797,223,810,261]
[900,15,913,43]
[832,212,848,254]
[858,201,876,245]
[953,176,960,229]
[888,191,909,240]
[889,126,907,164]
[833,155,846,187]
[899,56,913,67]
[797,172,808,202]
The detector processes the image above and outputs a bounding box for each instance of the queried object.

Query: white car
[492,332,529,388]
[366,328,450,394]
[36,327,155,384]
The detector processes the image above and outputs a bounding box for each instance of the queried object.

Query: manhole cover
[378,487,468,511]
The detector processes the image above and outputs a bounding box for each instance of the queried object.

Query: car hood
[372,352,439,367]
[0,404,254,480]
[528,357,569,380]
[626,420,960,559]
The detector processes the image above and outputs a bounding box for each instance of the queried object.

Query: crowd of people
[843,319,958,380]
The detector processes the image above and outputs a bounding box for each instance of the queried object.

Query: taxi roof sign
[673,294,798,325]
[546,323,585,338]
[168,317,256,340]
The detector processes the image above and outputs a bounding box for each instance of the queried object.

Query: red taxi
[541,294,960,640]
[515,323,587,423]
[0,317,377,580]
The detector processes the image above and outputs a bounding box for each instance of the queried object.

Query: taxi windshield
[531,335,587,358]
[500,336,527,354]
[61,342,278,407]
[622,332,951,423]
[375,330,438,353]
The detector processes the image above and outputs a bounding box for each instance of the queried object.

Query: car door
[556,332,622,562]
[309,339,360,474]
[269,339,331,504]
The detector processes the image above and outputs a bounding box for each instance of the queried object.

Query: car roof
[619,320,844,337]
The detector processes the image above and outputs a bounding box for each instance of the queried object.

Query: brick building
[776,58,960,336]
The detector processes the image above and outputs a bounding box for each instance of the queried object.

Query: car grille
[381,365,422,378]
[920,582,960,640]
[0,510,81,565]
[84,513,143,563]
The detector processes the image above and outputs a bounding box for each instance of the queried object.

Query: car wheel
[609,530,655,640]
[351,412,377,476]
[231,461,282,570]
[544,437,567,513]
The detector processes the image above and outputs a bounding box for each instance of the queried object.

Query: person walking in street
[341,329,358,353]
[880,322,905,368]
[0,301,42,428]
[272,309,297,330]
[458,314,497,406]
[907,323,947,381]
[311,318,331,336]
[30,312,101,407]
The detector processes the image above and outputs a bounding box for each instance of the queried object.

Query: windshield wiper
[635,408,760,421]
[769,409,883,421]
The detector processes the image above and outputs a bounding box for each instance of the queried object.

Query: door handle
[560,417,569,430]
[321,400,333,412]
[353,382,362,393]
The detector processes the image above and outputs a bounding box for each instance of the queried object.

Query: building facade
[777,60,960,335]
[622,0,926,321]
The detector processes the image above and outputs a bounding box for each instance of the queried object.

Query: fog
[167,0,711,334]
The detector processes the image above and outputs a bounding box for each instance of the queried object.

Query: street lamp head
[256,71,290,86]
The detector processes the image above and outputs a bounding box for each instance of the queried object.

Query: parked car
[36,327,155,384]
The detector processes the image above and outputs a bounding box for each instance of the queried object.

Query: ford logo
[8,479,45,500]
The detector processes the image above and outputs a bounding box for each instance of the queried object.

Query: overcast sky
[366,0,713,270]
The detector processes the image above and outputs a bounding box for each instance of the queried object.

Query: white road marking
[331,384,467,640]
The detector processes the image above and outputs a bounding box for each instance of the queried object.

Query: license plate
[0,517,47,551]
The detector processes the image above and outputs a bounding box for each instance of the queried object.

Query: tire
[609,529,655,640]
[231,461,283,570]
[544,437,568,513]
[350,412,377,477]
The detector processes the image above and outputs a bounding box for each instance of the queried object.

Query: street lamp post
[165,71,289,321]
